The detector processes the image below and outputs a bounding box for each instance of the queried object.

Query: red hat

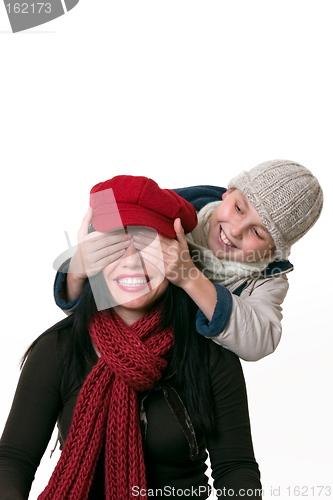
[90,175,197,238]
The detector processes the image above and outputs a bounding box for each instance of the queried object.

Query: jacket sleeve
[173,185,226,211]
[207,345,262,499]
[0,333,62,499]
[54,258,80,314]
[196,275,289,361]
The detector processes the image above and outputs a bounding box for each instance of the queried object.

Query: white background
[0,1,332,499]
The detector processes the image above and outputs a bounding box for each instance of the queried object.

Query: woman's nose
[121,239,143,266]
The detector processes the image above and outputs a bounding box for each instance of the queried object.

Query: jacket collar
[227,258,294,295]
[261,259,294,277]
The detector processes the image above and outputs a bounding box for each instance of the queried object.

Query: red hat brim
[92,204,177,239]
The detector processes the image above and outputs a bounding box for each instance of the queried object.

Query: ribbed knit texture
[38,308,173,500]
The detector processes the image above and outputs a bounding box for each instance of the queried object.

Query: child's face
[207,189,275,263]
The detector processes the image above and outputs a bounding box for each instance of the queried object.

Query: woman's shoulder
[207,341,245,385]
[22,319,74,373]
[208,340,240,366]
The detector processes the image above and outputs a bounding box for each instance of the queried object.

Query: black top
[0,328,262,499]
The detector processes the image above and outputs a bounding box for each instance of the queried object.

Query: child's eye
[254,228,263,240]
[235,204,242,213]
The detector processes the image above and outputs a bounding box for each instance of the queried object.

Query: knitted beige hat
[228,159,323,259]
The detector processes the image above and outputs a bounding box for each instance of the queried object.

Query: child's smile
[219,227,237,248]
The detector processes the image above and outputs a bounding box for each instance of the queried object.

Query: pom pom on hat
[90,175,198,238]
[228,159,323,259]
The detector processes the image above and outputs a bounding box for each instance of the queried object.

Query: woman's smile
[115,274,151,292]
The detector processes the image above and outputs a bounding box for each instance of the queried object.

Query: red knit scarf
[38,307,173,500]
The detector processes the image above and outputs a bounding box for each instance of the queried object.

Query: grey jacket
[202,270,291,361]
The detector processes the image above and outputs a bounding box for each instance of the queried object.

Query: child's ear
[222,189,233,201]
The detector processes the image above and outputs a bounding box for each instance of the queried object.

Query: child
[54,159,323,361]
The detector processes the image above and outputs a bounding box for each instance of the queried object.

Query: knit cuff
[53,259,80,312]
[196,284,233,337]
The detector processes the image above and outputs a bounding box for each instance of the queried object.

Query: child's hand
[68,207,129,280]
[133,218,198,288]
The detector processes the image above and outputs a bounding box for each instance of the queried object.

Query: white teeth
[220,229,236,248]
[117,278,148,286]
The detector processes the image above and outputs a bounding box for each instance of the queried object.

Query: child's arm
[133,218,220,322]
[199,275,289,360]
[134,219,289,361]
[54,208,129,310]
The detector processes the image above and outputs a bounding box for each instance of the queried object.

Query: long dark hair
[22,277,215,433]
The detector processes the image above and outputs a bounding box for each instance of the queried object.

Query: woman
[0,175,262,500]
